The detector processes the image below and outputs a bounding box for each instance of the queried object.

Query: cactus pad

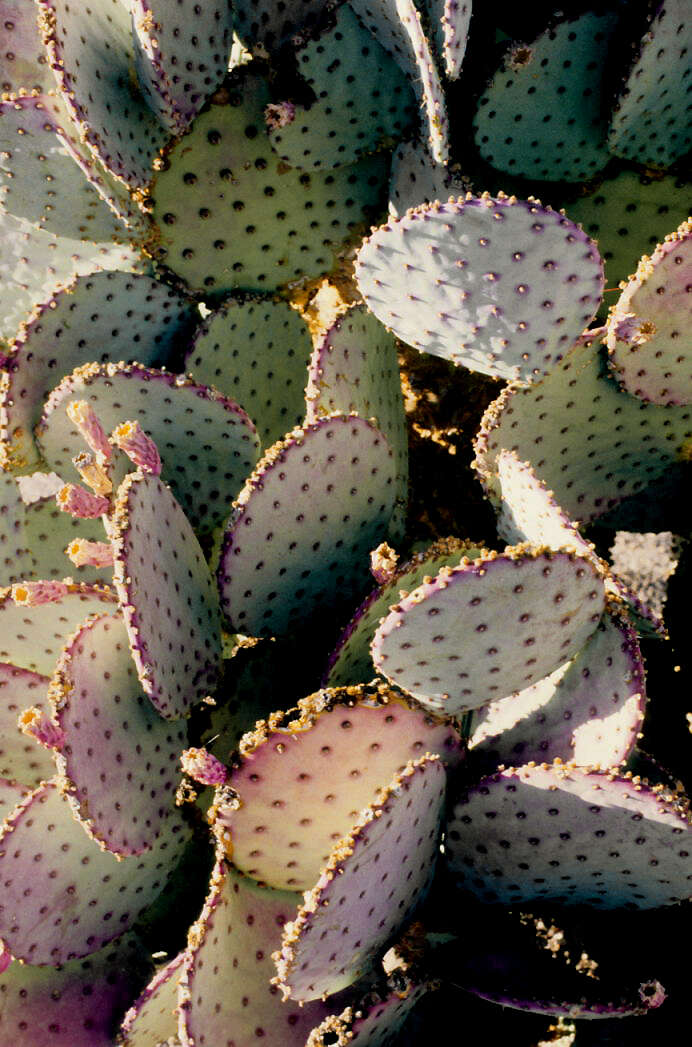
[232,0,330,52]
[373,546,605,713]
[213,684,462,890]
[0,775,28,819]
[606,220,692,405]
[118,950,184,1046]
[0,661,55,787]
[0,778,190,963]
[150,68,388,294]
[306,974,430,1046]
[185,296,313,450]
[355,195,603,382]
[110,471,222,720]
[0,0,54,95]
[20,494,110,583]
[37,362,260,534]
[217,414,397,636]
[473,11,618,182]
[446,762,692,909]
[274,754,445,1001]
[388,139,468,218]
[50,612,186,854]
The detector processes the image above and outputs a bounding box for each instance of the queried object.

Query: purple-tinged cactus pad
[50,612,186,854]
[446,762,692,909]
[274,754,446,1001]
[185,296,313,450]
[436,0,472,79]
[20,494,110,584]
[373,546,605,714]
[473,11,618,182]
[349,0,449,163]
[110,472,222,719]
[306,975,430,1046]
[217,414,397,636]
[606,219,692,406]
[267,4,414,170]
[473,331,692,525]
[1,271,197,472]
[213,684,462,890]
[608,0,692,168]
[150,68,388,294]
[0,931,152,1046]
[0,472,32,583]
[0,778,191,963]
[468,605,646,770]
[131,0,235,134]
[325,537,486,688]
[118,950,184,1046]
[0,776,29,819]
[388,139,468,219]
[37,0,169,189]
[0,661,55,787]
[0,581,116,675]
[178,858,337,1047]
[37,362,260,534]
[0,0,55,94]
[355,194,604,382]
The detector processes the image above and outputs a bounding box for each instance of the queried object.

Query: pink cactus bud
[0,941,11,975]
[370,542,399,585]
[18,706,66,750]
[65,538,114,569]
[57,483,110,518]
[111,420,162,475]
[265,100,296,130]
[66,400,113,460]
[612,313,656,347]
[11,580,69,606]
[181,747,228,786]
[72,451,112,496]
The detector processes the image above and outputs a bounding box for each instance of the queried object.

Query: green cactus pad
[185,296,313,450]
[50,612,187,855]
[388,139,468,218]
[306,974,430,1045]
[110,472,222,720]
[38,0,169,189]
[0,93,135,243]
[474,330,692,525]
[469,605,646,770]
[445,762,692,909]
[1,271,197,472]
[0,778,191,963]
[117,950,183,1047]
[20,493,111,584]
[473,10,618,182]
[37,361,260,535]
[149,67,388,294]
[349,0,449,163]
[232,0,332,52]
[0,581,116,675]
[0,661,55,787]
[0,211,150,345]
[0,0,55,94]
[274,754,445,1001]
[608,0,692,168]
[0,931,152,1046]
[325,537,486,688]
[217,414,397,636]
[0,472,32,583]
[606,219,692,406]
[212,684,462,890]
[373,546,605,714]
[0,775,29,820]
[131,0,235,133]
[355,194,604,382]
[178,857,337,1046]
[267,4,414,170]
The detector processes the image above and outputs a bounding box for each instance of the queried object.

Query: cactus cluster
[0,1,690,1044]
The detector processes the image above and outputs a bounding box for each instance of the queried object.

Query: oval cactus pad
[213,684,462,890]
[118,951,184,1047]
[446,762,692,909]
[355,194,604,381]
[50,612,187,855]
[274,754,446,1001]
[373,546,605,713]
[0,779,190,963]
[111,472,222,719]
[217,415,397,636]
[179,858,336,1047]
[37,362,260,534]
[0,0,55,95]
[306,976,430,1046]
[606,220,692,406]
[0,661,55,787]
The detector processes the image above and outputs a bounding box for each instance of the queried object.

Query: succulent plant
[0,2,690,1045]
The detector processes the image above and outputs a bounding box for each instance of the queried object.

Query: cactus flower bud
[370,542,399,585]
[11,580,69,606]
[18,707,66,750]
[265,100,296,130]
[65,538,114,569]
[66,400,113,460]
[72,451,113,496]
[611,313,656,347]
[111,420,162,475]
[57,483,110,518]
[181,747,228,786]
